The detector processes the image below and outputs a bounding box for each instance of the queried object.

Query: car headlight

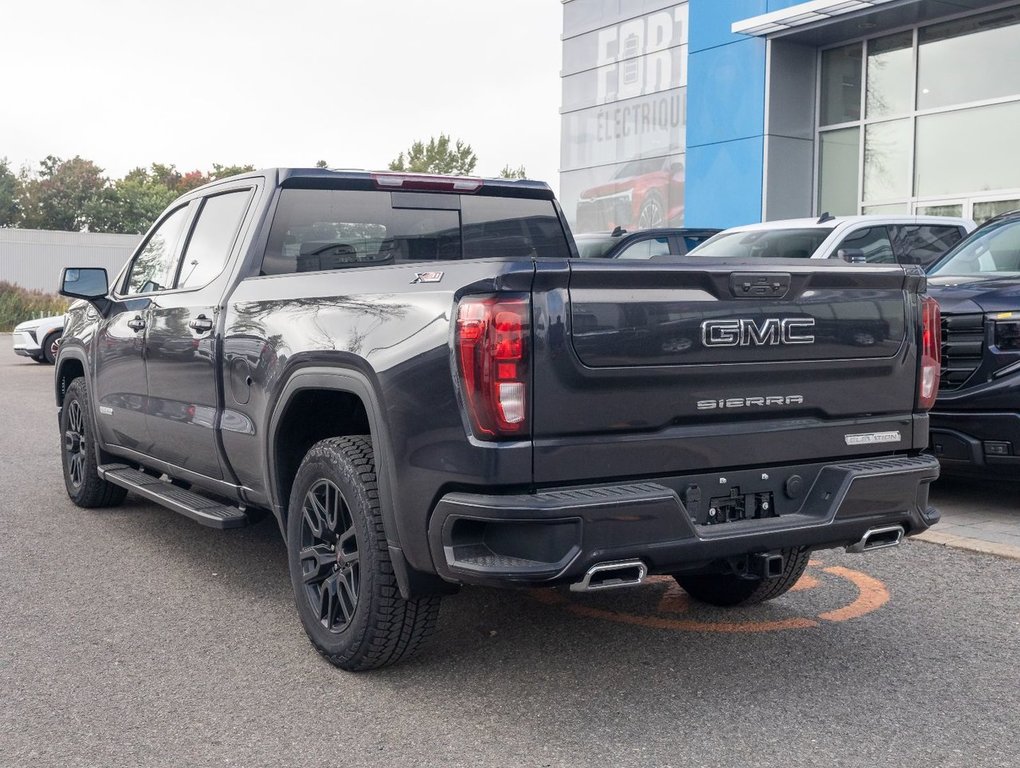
[992,312,1020,351]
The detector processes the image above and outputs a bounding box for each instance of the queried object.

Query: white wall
[0,228,140,293]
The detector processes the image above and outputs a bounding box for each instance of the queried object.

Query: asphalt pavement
[2,354,1019,768]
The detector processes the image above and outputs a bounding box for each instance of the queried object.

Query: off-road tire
[287,436,441,671]
[673,547,811,607]
[41,331,60,364]
[60,378,128,508]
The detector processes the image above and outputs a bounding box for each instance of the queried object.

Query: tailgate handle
[730,272,791,299]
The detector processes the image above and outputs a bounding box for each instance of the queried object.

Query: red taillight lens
[455,296,530,439]
[918,295,942,410]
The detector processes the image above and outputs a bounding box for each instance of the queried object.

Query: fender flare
[266,365,403,550]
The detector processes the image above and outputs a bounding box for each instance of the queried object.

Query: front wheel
[287,436,441,671]
[41,331,60,364]
[60,378,127,508]
[672,547,811,607]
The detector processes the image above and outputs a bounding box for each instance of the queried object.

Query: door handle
[189,315,214,333]
[127,316,146,332]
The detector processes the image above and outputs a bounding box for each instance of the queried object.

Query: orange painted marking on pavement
[789,573,820,593]
[817,566,889,622]
[532,563,889,633]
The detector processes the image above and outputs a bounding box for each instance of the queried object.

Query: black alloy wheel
[59,378,127,508]
[63,398,87,489]
[286,436,442,670]
[298,478,360,633]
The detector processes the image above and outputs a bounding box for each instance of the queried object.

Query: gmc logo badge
[701,318,816,347]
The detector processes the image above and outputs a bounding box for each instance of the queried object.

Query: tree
[315,159,329,169]
[388,134,477,176]
[0,158,20,227]
[18,155,111,232]
[499,164,527,180]
[89,167,178,234]
[210,163,256,180]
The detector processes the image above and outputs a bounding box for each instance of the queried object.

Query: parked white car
[690,214,975,268]
[12,314,64,364]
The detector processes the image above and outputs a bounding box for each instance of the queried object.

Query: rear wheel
[287,436,441,671]
[673,547,811,607]
[60,378,127,508]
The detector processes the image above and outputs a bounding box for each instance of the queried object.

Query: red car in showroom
[576,156,683,232]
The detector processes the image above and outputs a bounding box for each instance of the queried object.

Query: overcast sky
[2,0,563,192]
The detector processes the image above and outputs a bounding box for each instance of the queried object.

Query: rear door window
[177,189,253,289]
[261,189,569,275]
[889,224,965,267]
[834,226,896,263]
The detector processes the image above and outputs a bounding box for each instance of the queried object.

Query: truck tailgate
[531,259,924,484]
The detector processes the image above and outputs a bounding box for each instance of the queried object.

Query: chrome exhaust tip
[846,524,905,554]
[570,559,648,592]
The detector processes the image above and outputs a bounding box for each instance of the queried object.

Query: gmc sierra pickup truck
[55,168,942,670]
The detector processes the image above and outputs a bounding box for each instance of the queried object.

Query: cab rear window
[261,189,570,275]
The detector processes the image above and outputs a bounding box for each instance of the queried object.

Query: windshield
[574,235,617,259]
[928,218,1020,276]
[690,228,834,259]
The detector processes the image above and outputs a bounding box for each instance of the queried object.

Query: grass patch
[0,281,70,332]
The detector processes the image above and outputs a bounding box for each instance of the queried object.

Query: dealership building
[560,0,1020,233]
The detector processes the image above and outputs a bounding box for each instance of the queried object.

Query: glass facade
[817,7,1020,223]
[560,1,688,232]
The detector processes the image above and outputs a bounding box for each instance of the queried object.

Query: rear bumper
[427,454,940,587]
[930,411,1020,475]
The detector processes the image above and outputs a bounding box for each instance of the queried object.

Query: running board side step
[846,524,904,554]
[98,464,250,529]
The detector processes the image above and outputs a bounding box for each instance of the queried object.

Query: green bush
[0,281,70,332]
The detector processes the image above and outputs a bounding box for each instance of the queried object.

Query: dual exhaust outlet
[568,525,905,593]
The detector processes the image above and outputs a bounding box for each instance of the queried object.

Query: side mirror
[60,267,109,301]
[837,248,866,264]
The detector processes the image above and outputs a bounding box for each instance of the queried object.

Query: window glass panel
[974,199,1020,226]
[836,226,895,263]
[693,229,833,259]
[559,153,684,232]
[889,224,964,266]
[930,218,1020,276]
[916,203,963,217]
[125,205,190,294]
[818,127,860,216]
[863,203,909,215]
[863,118,911,202]
[918,8,1020,110]
[915,101,1020,198]
[820,43,862,126]
[617,236,671,260]
[866,32,913,119]
[177,190,251,289]
[462,196,571,260]
[261,190,568,275]
[561,88,685,172]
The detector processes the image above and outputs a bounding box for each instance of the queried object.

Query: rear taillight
[918,295,941,410]
[455,296,530,439]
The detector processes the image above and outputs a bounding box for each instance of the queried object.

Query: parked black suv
[927,210,1020,476]
[56,169,941,670]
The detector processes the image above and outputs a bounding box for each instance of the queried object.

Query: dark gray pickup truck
[55,168,942,670]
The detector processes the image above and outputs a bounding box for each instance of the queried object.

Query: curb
[915,529,1020,562]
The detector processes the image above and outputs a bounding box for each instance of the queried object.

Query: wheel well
[56,359,85,405]
[274,388,371,519]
